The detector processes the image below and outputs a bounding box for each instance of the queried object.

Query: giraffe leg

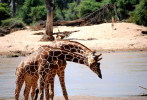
[24,81,31,100]
[31,79,38,100]
[15,77,24,100]
[58,71,69,100]
[38,73,47,100]
[48,74,55,100]
[45,77,49,100]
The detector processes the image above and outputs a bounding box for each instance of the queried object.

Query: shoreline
[0,48,147,57]
[1,96,147,100]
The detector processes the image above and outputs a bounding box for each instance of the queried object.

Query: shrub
[19,0,44,24]
[1,18,26,29]
[76,0,100,18]
[0,3,11,25]
[30,5,47,23]
[131,0,147,26]
[64,1,78,20]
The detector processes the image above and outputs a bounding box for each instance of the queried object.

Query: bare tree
[41,0,54,41]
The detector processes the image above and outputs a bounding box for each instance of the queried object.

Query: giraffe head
[89,53,102,79]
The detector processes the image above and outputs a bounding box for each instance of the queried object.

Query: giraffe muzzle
[98,72,102,79]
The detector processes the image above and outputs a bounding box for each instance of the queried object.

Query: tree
[10,0,16,16]
[41,0,54,41]
[73,0,81,18]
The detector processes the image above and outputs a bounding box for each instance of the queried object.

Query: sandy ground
[0,22,147,56]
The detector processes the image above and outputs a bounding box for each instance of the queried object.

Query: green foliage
[30,5,47,23]
[100,0,111,6]
[54,8,65,21]
[1,18,25,28]
[1,0,145,26]
[131,0,147,26]
[57,1,77,20]
[54,0,77,21]
[55,0,69,9]
[76,0,100,18]
[65,2,78,20]
[114,0,139,20]
[0,3,11,25]
[19,0,44,24]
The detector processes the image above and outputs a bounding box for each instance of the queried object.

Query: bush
[76,0,100,18]
[30,5,47,23]
[114,0,139,20]
[0,3,11,25]
[1,18,26,29]
[19,0,44,24]
[64,2,78,20]
[131,0,147,26]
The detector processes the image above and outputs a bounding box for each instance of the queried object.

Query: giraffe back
[43,40,93,57]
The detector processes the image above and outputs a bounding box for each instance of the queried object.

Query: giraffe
[15,55,67,100]
[15,40,102,100]
[33,47,101,100]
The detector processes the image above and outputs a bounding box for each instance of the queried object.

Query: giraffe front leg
[58,71,69,100]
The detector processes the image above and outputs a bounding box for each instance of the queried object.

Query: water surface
[0,51,147,99]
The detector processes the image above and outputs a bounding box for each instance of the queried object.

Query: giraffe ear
[94,54,102,61]
[97,57,102,61]
[92,51,96,55]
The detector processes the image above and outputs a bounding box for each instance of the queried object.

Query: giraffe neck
[45,40,93,58]
[41,47,90,66]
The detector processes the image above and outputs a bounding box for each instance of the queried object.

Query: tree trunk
[41,0,54,41]
[73,0,81,19]
[11,0,16,16]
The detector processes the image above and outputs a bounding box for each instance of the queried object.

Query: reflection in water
[0,52,147,99]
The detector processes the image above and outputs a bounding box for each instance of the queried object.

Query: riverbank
[0,22,147,56]
[2,96,147,100]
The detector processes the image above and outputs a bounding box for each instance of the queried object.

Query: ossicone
[94,54,102,61]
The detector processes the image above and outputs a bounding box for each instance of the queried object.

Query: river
[0,51,147,99]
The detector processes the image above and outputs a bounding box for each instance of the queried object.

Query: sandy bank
[0,22,147,56]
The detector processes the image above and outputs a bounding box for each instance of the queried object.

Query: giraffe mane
[51,40,93,54]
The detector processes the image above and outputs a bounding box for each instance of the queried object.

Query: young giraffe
[15,55,67,100]
[15,40,102,100]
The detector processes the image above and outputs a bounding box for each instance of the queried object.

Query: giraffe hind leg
[15,62,25,100]
[31,78,38,100]
[24,81,31,100]
[15,75,24,100]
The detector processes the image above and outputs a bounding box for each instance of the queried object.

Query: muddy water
[0,52,147,99]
